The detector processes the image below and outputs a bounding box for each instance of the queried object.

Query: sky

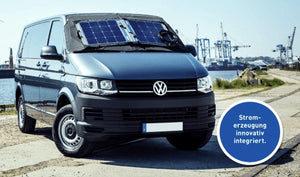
[0,0,299,64]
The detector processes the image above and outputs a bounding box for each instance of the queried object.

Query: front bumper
[74,92,215,141]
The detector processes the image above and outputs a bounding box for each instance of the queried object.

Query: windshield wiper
[74,40,186,53]
[74,42,134,53]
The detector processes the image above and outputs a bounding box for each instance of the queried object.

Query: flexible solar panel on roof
[79,20,127,45]
[128,20,165,44]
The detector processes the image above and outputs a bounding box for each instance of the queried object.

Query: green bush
[213,78,284,89]
[214,78,230,89]
[261,78,285,87]
[231,79,248,88]
[214,78,247,89]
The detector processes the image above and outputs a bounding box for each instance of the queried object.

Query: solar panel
[78,20,171,46]
[128,20,165,44]
[78,20,127,45]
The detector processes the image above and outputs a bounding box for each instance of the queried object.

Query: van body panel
[69,52,208,79]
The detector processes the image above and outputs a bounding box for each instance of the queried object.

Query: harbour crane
[273,27,296,64]
[212,23,251,63]
[195,24,211,63]
[195,38,211,63]
[287,27,296,61]
[232,45,251,52]
[213,23,232,62]
[195,23,251,64]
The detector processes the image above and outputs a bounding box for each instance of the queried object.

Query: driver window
[48,20,64,54]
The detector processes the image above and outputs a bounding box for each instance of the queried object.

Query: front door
[39,20,65,124]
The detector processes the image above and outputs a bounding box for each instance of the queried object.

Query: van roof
[23,13,178,53]
[65,13,164,22]
[25,13,164,28]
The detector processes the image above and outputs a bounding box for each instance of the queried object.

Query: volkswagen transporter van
[15,13,215,157]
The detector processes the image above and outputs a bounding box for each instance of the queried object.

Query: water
[0,78,15,105]
[208,70,241,82]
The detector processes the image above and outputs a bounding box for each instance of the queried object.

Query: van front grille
[116,79,197,93]
[122,105,215,121]
[84,105,215,122]
[122,107,198,121]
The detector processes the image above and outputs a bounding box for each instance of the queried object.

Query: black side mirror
[185,45,197,57]
[40,46,63,60]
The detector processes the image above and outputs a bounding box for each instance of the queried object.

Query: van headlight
[197,76,213,93]
[76,77,117,95]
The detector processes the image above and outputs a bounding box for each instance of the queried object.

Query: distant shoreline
[0,69,14,78]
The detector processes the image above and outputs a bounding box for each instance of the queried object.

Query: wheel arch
[57,87,75,112]
[15,82,23,110]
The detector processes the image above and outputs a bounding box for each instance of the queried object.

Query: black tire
[167,131,213,150]
[52,104,94,157]
[17,96,36,133]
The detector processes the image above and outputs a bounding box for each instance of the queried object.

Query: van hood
[69,52,208,80]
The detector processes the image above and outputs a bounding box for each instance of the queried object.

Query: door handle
[42,62,47,67]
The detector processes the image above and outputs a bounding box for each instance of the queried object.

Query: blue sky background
[0,0,299,64]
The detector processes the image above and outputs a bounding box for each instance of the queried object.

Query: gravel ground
[256,144,300,177]
[0,115,51,149]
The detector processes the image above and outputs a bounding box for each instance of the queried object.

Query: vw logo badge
[153,81,167,96]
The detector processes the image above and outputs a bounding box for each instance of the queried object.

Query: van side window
[21,22,50,58]
[48,21,64,54]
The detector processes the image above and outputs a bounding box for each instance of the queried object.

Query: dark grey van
[15,13,215,157]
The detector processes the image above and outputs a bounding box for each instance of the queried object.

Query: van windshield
[75,19,185,52]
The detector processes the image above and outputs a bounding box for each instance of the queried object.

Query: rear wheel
[167,131,213,150]
[17,96,36,133]
[52,104,94,157]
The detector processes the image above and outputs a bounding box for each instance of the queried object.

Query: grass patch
[254,70,268,75]
[0,109,17,115]
[0,104,17,115]
[261,78,285,87]
[213,78,284,89]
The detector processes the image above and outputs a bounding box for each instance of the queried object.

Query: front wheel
[167,131,213,150]
[52,105,94,157]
